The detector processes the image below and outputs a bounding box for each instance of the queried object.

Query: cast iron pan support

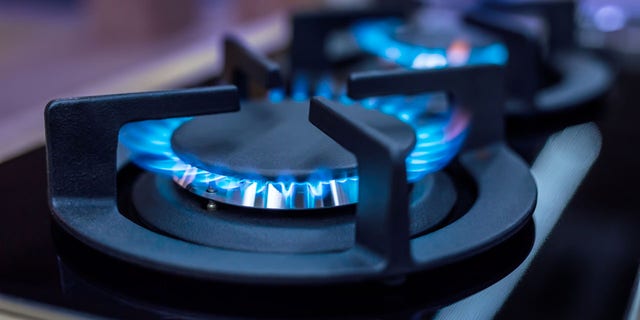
[46,86,240,214]
[464,2,613,115]
[307,64,506,275]
[310,97,414,273]
[348,64,504,149]
[464,8,543,110]
[479,0,575,50]
[291,8,408,72]
[222,36,283,98]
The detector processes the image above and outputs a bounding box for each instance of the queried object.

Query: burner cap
[394,28,494,50]
[395,16,498,49]
[351,18,507,68]
[170,99,416,209]
[173,100,378,180]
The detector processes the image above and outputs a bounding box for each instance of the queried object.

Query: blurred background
[1,0,638,162]
[0,0,321,162]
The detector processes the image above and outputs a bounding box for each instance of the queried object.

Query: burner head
[120,95,470,210]
[351,18,507,69]
[169,99,414,209]
[172,100,403,180]
[395,9,498,50]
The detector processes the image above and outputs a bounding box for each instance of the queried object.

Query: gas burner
[289,4,613,117]
[465,0,615,116]
[120,104,467,210]
[45,36,536,285]
[122,100,411,210]
[119,39,468,210]
[351,15,508,68]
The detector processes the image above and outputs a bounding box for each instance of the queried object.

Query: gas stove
[2,1,638,319]
[290,1,613,117]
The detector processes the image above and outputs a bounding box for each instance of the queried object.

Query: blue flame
[267,87,285,102]
[291,73,309,101]
[349,92,469,182]
[351,19,508,68]
[120,114,359,209]
[120,75,469,209]
[277,75,469,183]
[314,74,334,98]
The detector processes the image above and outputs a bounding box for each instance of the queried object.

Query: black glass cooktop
[1,70,639,319]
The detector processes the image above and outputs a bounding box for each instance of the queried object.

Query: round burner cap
[173,100,357,180]
[169,99,415,209]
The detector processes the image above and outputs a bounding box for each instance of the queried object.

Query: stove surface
[0,70,637,318]
[1,0,639,315]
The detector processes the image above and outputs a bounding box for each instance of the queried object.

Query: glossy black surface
[0,145,533,318]
[0,66,637,320]
[497,72,640,319]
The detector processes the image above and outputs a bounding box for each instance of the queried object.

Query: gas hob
[2,1,638,319]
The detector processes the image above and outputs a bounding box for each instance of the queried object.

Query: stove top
[1,1,639,319]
